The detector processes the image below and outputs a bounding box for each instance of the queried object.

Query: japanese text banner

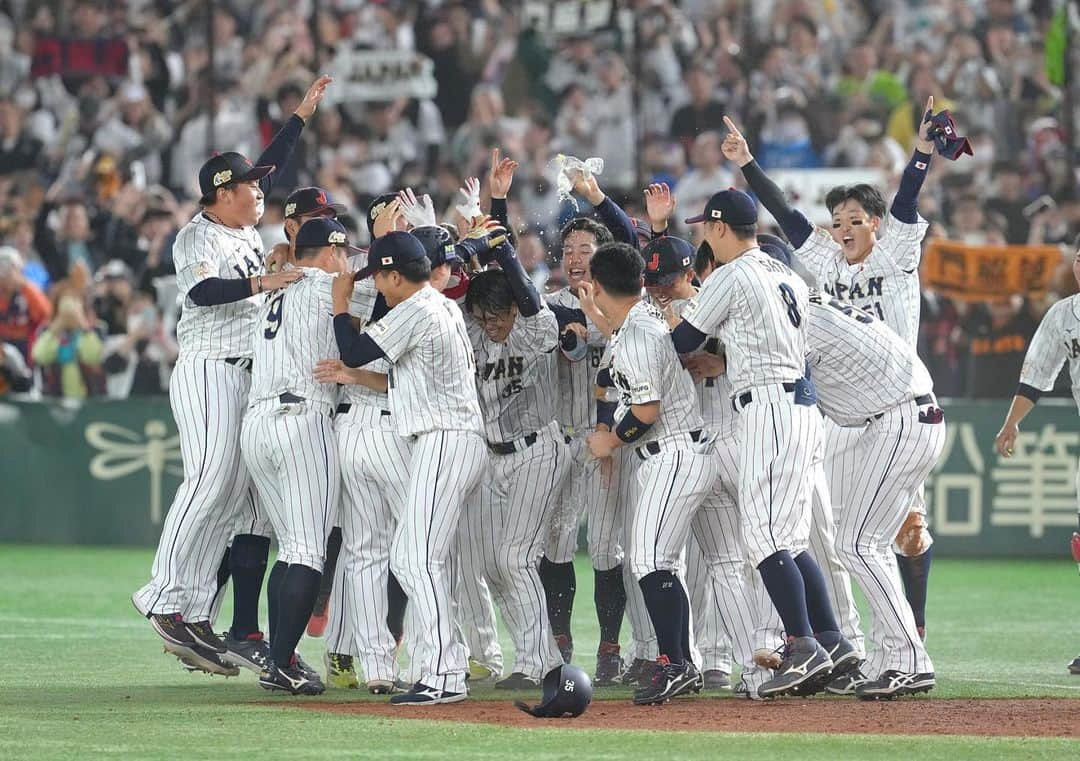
[921,241,1064,302]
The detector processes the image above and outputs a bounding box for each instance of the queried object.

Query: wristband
[615,409,653,443]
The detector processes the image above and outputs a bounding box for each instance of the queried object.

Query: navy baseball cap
[756,233,793,268]
[411,225,463,269]
[355,230,428,279]
[366,192,399,236]
[642,236,695,286]
[294,218,363,253]
[198,152,273,203]
[684,188,758,226]
[284,187,346,219]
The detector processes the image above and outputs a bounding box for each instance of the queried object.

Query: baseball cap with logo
[284,187,347,219]
[294,218,364,254]
[642,236,695,286]
[411,225,463,269]
[684,188,758,226]
[198,152,274,204]
[366,192,400,237]
[355,230,428,280]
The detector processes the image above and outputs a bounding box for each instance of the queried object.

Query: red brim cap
[287,202,347,219]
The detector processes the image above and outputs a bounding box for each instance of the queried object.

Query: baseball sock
[266,560,288,644]
[638,570,686,664]
[386,569,407,642]
[794,551,841,637]
[215,546,231,596]
[757,550,813,638]
[229,534,271,638]
[314,527,343,608]
[539,557,576,638]
[896,546,932,629]
[269,564,322,668]
[594,565,626,645]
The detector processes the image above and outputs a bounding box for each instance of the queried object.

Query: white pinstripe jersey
[364,285,483,437]
[546,287,607,431]
[248,268,340,408]
[467,307,560,442]
[343,254,391,411]
[795,213,928,346]
[663,294,737,440]
[173,213,265,359]
[1019,294,1080,413]
[805,291,933,426]
[608,299,702,445]
[681,248,808,397]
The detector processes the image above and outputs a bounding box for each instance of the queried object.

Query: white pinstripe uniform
[1018,296,1080,508]
[361,285,487,695]
[662,295,783,688]
[457,303,568,679]
[543,287,656,662]
[608,301,719,586]
[804,291,942,676]
[324,264,413,685]
[133,213,266,621]
[796,214,932,565]
[240,268,340,574]
[680,249,819,568]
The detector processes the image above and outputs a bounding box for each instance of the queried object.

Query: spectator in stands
[675,132,732,232]
[31,0,129,92]
[985,162,1032,244]
[669,65,726,156]
[92,83,171,187]
[102,294,176,398]
[0,95,42,175]
[0,246,52,362]
[31,292,104,399]
[92,260,134,337]
[34,191,106,283]
[516,228,551,293]
[0,340,32,395]
[962,297,1039,398]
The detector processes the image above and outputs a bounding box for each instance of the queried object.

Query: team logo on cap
[710,209,723,219]
[681,256,690,266]
[213,170,233,187]
[328,231,347,244]
[316,190,327,205]
[370,201,388,220]
[381,256,393,265]
[284,202,297,216]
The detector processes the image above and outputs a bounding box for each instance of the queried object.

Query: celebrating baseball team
[129,71,1080,714]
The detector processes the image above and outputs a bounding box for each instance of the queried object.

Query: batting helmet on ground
[514,664,593,718]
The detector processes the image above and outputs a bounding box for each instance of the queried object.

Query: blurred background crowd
[0,0,1078,401]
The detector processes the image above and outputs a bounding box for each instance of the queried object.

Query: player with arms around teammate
[332,231,487,705]
[585,242,719,705]
[671,190,859,698]
[458,236,570,690]
[132,76,331,675]
[723,103,938,642]
[240,217,354,695]
[995,240,1080,677]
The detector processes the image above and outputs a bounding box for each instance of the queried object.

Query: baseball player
[131,75,330,676]
[240,217,360,695]
[670,190,859,698]
[457,236,569,690]
[994,241,1080,677]
[642,235,782,698]
[332,231,487,706]
[584,241,719,705]
[725,105,938,642]
[757,236,943,698]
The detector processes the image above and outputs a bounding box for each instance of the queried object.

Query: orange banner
[920,241,1064,302]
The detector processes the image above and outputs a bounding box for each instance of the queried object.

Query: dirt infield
[298,697,1080,737]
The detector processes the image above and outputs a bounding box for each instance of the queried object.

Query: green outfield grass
[0,545,1077,760]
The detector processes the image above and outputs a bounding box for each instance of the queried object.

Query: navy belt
[488,432,538,455]
[335,403,391,416]
[225,356,252,372]
[636,429,702,461]
[871,394,934,420]
[734,382,796,410]
[279,393,305,404]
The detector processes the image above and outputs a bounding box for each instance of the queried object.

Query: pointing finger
[722,115,742,136]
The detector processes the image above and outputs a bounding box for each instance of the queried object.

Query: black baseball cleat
[221,631,270,674]
[166,641,240,677]
[389,682,466,705]
[797,635,861,695]
[621,658,657,688]
[294,652,320,683]
[825,668,868,696]
[259,661,326,695]
[149,613,197,648]
[855,670,935,700]
[681,662,704,695]
[632,656,698,705]
[495,672,541,690]
[184,620,226,653]
[703,669,732,690]
[1068,655,1080,675]
[758,636,833,699]
[594,645,626,687]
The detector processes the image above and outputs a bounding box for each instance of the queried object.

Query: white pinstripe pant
[325,407,412,684]
[454,508,503,676]
[391,430,487,695]
[461,433,569,679]
[133,358,255,621]
[240,401,340,572]
[832,400,943,676]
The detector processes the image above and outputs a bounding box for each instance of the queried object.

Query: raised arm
[255,74,332,194]
[491,239,540,317]
[571,172,638,247]
[890,96,935,224]
[487,148,518,232]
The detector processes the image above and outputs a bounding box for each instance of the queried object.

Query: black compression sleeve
[188,277,253,306]
[671,321,708,354]
[1016,383,1042,403]
[333,314,387,368]
[596,400,617,428]
[547,303,587,331]
[890,150,932,224]
[740,160,814,248]
[493,242,541,317]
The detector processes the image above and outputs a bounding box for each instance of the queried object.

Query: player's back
[666,296,737,441]
[249,268,340,408]
[805,292,932,426]
[173,213,264,359]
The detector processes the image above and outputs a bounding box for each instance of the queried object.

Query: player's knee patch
[894,510,933,557]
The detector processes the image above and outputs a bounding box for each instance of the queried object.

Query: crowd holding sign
[327,48,438,103]
[920,240,1065,303]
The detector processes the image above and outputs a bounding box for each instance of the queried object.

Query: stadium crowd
[0,0,1076,400]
